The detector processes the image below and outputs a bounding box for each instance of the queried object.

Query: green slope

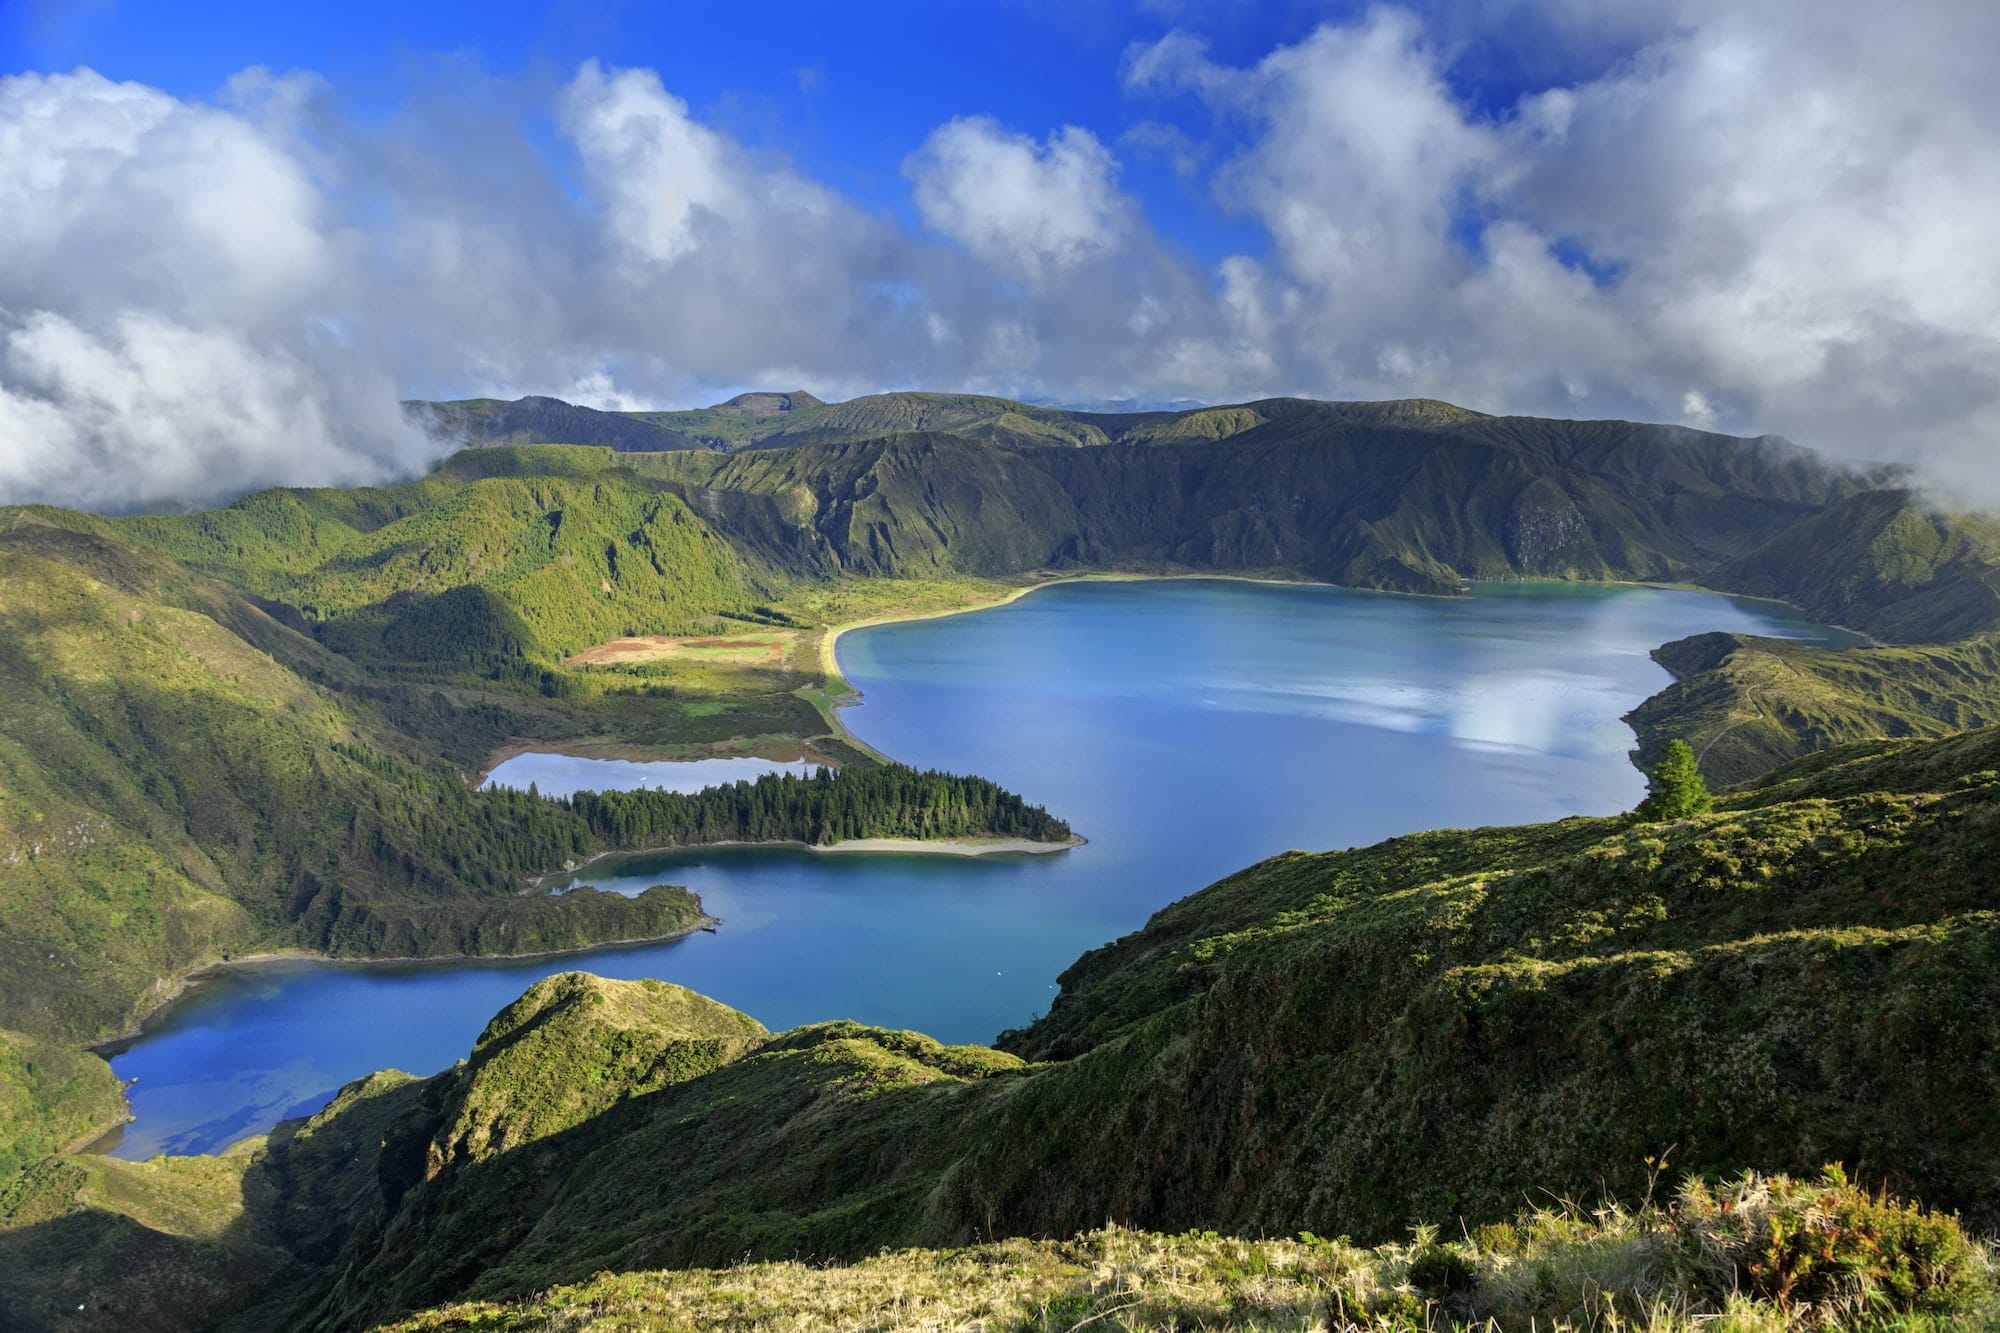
[1709,490,2000,644]
[1627,630,2000,785]
[5,725,1997,1328]
[0,522,715,1045]
[15,457,767,666]
[2,726,1981,1329]
[639,411,1860,596]
[375,1185,1988,1331]
[0,515,1064,1174]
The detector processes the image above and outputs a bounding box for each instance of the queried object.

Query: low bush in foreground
[383,1170,1992,1332]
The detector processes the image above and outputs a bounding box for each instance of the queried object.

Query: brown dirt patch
[567,631,798,666]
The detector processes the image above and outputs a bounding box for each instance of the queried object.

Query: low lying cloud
[3,0,1998,510]
[1126,0,2000,499]
[0,312,423,510]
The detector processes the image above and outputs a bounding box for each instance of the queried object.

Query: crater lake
[100,578,1852,1157]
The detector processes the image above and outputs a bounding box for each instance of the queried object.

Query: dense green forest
[564,765,1072,848]
[3,725,1996,1330]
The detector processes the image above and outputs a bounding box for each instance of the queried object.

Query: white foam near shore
[482,753,824,799]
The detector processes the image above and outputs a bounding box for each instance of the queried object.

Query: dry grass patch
[375,1175,1997,1332]
[567,631,800,669]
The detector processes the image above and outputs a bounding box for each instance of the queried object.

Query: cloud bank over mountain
[2,0,1995,509]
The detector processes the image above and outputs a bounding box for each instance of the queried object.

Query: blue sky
[3,1,1638,271]
[8,2,1293,263]
[2,0,1996,509]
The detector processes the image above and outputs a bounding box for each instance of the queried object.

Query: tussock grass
[381,1172,1995,1332]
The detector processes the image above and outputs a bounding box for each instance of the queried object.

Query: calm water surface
[105,580,1849,1157]
[483,753,822,798]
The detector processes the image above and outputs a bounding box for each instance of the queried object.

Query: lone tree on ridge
[1638,739,1713,820]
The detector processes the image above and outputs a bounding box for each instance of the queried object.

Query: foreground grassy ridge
[7,987,1993,1331]
[2,729,1961,1329]
[381,1176,1996,1332]
[981,729,2000,1239]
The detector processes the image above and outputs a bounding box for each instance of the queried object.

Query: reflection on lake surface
[482,753,823,799]
[105,579,1851,1157]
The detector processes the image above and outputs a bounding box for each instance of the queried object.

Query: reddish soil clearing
[567,632,797,666]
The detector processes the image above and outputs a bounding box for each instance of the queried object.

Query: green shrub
[1406,1244,1479,1296]
[1680,1168,1985,1323]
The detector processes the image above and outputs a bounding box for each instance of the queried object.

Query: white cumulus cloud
[905,117,1131,286]
[5,3,2000,511]
[1126,0,2000,497]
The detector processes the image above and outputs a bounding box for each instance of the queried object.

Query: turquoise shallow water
[102,579,1848,1158]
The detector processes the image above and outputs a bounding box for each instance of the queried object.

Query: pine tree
[1638,739,1713,820]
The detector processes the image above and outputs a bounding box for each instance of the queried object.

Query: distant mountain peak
[710,390,826,416]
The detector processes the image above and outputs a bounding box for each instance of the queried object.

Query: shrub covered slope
[0,512,1063,1175]
[4,728,1993,1330]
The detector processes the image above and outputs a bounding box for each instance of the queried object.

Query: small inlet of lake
[482,753,825,799]
[101,579,1855,1157]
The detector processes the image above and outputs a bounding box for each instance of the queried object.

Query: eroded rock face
[711,390,825,416]
[1505,476,1590,572]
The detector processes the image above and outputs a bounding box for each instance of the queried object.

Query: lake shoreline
[812,568,1871,751]
[810,569,1346,755]
[85,910,724,1068]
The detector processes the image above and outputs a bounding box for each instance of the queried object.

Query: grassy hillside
[641,411,1860,596]
[4,726,1985,1328]
[17,458,766,665]
[0,522,712,1042]
[1710,491,2000,644]
[379,1182,1993,1332]
[0,514,1064,1176]
[0,1032,124,1178]
[3,727,1996,1327]
[1627,631,2000,785]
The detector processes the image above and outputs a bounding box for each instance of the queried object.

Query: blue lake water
[103,579,1850,1158]
[483,753,823,798]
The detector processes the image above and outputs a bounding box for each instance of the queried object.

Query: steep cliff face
[646,406,1859,597]
[1709,491,2000,644]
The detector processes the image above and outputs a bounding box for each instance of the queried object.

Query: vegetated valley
[2,390,1998,1331]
